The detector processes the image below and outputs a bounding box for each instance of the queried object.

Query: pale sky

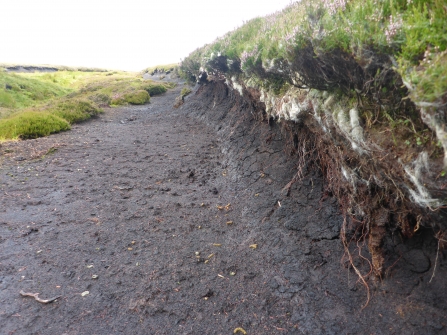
[1,0,294,71]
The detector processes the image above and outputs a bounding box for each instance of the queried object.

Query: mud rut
[1,82,446,334]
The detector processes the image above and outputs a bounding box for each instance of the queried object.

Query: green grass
[0,70,69,111]
[180,0,447,104]
[0,69,174,141]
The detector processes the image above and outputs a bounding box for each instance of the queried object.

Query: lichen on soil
[1,78,446,334]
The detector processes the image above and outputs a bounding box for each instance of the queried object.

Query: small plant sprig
[385,14,403,44]
[323,0,347,15]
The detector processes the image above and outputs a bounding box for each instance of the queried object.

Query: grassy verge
[0,69,173,141]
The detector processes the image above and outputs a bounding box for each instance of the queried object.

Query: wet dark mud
[0,81,446,334]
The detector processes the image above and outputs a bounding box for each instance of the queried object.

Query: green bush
[143,84,167,96]
[124,90,150,104]
[0,111,70,140]
[49,99,102,123]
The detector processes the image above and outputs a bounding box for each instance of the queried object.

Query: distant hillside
[0,63,111,73]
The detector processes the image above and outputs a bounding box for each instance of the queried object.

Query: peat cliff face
[184,48,447,277]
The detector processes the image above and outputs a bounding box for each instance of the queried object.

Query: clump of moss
[0,111,70,140]
[181,87,192,97]
[110,88,151,106]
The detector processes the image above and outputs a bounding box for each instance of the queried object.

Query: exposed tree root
[341,217,371,310]
[429,233,447,283]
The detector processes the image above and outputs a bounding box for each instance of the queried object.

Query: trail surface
[0,82,446,334]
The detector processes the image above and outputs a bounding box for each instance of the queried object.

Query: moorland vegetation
[0,68,173,140]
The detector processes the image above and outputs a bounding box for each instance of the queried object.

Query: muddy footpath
[1,80,446,335]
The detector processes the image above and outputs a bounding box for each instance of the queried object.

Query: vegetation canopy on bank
[180,0,446,105]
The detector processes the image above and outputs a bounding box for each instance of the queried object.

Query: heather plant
[323,0,347,15]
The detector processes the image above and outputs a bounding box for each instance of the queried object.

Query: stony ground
[0,80,446,334]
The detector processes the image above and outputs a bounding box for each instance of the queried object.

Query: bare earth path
[1,82,446,334]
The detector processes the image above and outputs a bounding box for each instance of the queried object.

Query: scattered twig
[19,290,61,304]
